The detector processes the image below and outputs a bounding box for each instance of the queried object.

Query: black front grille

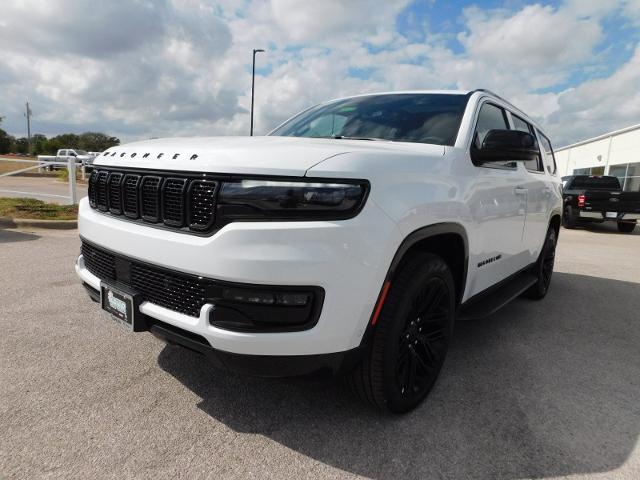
[81,242,207,317]
[88,169,218,234]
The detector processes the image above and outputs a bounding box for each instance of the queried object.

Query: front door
[466,102,529,298]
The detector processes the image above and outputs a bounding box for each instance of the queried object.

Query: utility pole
[250,48,265,136]
[25,101,32,155]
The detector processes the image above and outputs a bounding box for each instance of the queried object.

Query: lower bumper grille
[80,241,324,331]
[81,241,207,317]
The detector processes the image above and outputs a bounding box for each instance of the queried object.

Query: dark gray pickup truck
[562,175,640,233]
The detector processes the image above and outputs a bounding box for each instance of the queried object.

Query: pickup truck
[76,89,563,413]
[562,175,640,233]
[38,149,95,170]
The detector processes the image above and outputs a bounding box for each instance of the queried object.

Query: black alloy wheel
[524,227,557,300]
[395,277,451,400]
[347,252,455,413]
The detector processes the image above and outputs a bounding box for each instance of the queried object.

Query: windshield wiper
[329,135,387,141]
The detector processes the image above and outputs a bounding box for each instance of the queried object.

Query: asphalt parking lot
[1,223,639,479]
[0,175,88,204]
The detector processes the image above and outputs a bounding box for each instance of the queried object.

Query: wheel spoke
[406,352,417,392]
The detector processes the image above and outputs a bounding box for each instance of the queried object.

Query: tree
[13,137,29,154]
[0,130,12,154]
[0,117,13,154]
[31,134,48,155]
[78,132,120,151]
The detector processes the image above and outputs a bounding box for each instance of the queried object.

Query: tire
[617,221,637,233]
[562,206,577,229]
[523,228,557,300]
[347,253,456,413]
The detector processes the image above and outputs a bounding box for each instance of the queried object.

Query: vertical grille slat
[108,173,124,215]
[96,171,109,211]
[162,178,188,227]
[188,180,217,231]
[123,174,141,218]
[140,176,162,223]
[89,169,217,234]
[88,170,99,208]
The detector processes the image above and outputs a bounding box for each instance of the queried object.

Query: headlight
[218,179,368,220]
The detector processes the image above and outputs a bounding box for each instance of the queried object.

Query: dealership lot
[0,175,88,204]
[1,225,639,480]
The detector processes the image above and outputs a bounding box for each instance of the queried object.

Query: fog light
[275,293,309,306]
[222,288,275,305]
[221,288,310,306]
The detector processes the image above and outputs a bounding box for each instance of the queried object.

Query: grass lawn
[0,197,78,220]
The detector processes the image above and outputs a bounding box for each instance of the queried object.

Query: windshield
[269,93,469,146]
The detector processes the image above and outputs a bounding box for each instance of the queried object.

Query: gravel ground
[1,223,639,480]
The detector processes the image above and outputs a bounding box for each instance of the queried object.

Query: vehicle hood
[94,136,445,177]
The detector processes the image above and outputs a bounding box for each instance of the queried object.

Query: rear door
[467,101,529,297]
[508,114,549,261]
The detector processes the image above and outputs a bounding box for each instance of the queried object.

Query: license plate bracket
[100,282,144,331]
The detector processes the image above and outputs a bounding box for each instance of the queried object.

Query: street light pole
[250,48,265,136]
[25,101,32,155]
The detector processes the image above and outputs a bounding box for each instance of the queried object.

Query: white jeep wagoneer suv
[76,90,562,412]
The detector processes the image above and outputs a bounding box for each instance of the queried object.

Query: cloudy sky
[1,0,639,147]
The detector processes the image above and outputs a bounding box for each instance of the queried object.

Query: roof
[556,123,640,151]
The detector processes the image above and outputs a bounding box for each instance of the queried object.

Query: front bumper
[76,197,401,357]
[81,281,362,377]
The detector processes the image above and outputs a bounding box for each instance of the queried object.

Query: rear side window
[569,176,621,190]
[511,114,542,172]
[473,103,515,169]
[537,132,557,175]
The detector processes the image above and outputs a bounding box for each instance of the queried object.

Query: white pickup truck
[38,149,96,170]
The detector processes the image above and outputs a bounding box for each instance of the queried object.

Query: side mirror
[475,129,538,163]
[69,152,77,157]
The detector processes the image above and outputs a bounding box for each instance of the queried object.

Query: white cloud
[459,4,604,68]
[270,0,411,43]
[0,0,637,148]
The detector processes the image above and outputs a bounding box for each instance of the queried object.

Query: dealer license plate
[606,212,618,218]
[101,283,136,330]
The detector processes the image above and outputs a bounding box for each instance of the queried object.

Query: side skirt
[457,264,537,321]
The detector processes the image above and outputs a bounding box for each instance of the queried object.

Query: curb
[0,216,77,229]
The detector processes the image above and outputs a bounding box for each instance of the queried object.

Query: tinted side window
[512,115,542,172]
[537,131,557,175]
[474,103,514,169]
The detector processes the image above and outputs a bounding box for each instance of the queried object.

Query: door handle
[514,187,527,195]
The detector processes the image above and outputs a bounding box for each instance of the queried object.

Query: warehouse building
[555,124,640,192]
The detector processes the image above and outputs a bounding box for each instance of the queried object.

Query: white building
[555,124,640,192]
